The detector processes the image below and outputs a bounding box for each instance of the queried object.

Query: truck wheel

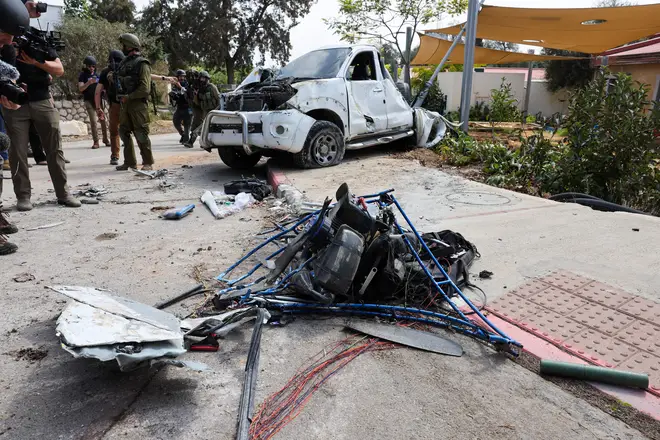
[218,148,262,170]
[293,121,345,169]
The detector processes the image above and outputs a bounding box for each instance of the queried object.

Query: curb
[265,160,305,208]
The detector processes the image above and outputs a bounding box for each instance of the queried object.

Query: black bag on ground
[224,178,272,201]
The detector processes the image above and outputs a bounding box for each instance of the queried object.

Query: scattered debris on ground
[224,178,272,201]
[80,198,100,205]
[160,204,195,220]
[13,273,35,283]
[10,347,48,362]
[479,270,494,279]
[151,205,175,212]
[74,185,108,198]
[96,232,119,241]
[201,190,255,219]
[26,221,65,231]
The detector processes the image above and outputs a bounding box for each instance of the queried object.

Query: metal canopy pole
[523,50,535,118]
[459,0,480,132]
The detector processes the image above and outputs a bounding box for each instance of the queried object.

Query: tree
[55,16,163,98]
[543,48,595,92]
[478,39,519,52]
[595,0,636,6]
[64,0,91,18]
[325,0,467,71]
[89,0,136,23]
[140,0,315,84]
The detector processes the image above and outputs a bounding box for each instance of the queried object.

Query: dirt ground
[0,135,657,439]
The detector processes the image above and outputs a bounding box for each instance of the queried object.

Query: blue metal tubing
[225,246,286,286]
[359,188,395,199]
[274,305,518,349]
[216,212,315,282]
[390,195,511,340]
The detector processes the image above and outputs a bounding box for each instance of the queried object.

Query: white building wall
[436,72,569,117]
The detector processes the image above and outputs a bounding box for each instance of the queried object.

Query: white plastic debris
[50,286,187,371]
[202,190,255,219]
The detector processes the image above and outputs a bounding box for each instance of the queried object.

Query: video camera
[0,60,28,105]
[186,69,201,89]
[15,27,65,64]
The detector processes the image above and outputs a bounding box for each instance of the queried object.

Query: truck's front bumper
[199,110,316,155]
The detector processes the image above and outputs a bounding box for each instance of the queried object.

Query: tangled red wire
[249,336,394,440]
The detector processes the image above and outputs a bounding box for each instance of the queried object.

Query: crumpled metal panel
[50,286,186,371]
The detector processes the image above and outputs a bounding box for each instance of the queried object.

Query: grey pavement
[0,138,654,439]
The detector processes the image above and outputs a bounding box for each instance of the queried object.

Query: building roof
[594,35,660,66]
[429,4,660,54]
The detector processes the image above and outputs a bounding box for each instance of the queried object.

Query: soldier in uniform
[95,49,125,165]
[115,33,154,171]
[185,70,219,148]
[169,69,191,145]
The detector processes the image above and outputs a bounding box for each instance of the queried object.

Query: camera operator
[169,69,191,145]
[95,49,124,165]
[0,2,80,211]
[0,0,30,255]
[79,55,109,149]
[185,70,218,148]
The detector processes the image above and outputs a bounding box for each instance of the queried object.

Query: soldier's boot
[0,235,18,255]
[0,212,18,235]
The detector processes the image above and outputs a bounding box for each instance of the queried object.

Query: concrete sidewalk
[0,140,656,439]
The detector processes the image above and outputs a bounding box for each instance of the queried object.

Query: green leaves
[488,78,521,127]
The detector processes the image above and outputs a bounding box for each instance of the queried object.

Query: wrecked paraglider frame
[199,45,457,170]
[195,183,522,357]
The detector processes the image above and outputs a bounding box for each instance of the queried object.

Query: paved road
[0,137,651,440]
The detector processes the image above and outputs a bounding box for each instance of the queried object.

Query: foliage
[325,0,467,67]
[89,0,136,23]
[488,78,521,128]
[595,0,636,6]
[477,39,519,52]
[64,0,91,18]
[556,71,660,210]
[187,65,228,86]
[469,101,490,121]
[526,114,536,124]
[543,48,595,92]
[411,66,446,114]
[140,0,314,84]
[55,16,163,98]
[434,71,660,214]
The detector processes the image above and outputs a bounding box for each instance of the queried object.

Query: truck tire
[293,121,345,169]
[218,147,262,170]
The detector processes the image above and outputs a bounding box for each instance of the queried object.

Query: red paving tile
[617,352,660,392]
[489,271,660,396]
[572,281,635,309]
[568,302,635,335]
[615,321,660,356]
[618,296,660,327]
[565,328,638,366]
[527,286,588,315]
[487,295,541,321]
[519,311,585,343]
[507,279,551,298]
[540,271,593,293]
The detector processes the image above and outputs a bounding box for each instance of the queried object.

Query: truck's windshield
[276,48,352,80]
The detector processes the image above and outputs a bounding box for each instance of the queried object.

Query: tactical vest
[117,55,150,96]
[198,84,219,113]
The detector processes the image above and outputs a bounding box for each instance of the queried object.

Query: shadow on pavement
[2,319,196,439]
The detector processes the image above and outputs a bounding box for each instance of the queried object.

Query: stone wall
[53,99,93,132]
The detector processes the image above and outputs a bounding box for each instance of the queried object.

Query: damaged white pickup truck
[199,45,451,170]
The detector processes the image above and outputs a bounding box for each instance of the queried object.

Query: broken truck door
[344,50,388,137]
[378,54,414,131]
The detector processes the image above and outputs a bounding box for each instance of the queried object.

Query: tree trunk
[226,58,235,86]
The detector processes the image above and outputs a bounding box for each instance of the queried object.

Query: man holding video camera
[0,0,80,211]
[0,0,30,255]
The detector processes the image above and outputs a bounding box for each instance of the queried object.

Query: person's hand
[87,78,96,85]
[18,51,39,65]
[0,96,20,110]
[96,108,105,121]
[120,96,128,104]
[25,1,41,18]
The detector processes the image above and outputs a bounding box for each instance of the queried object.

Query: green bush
[411,66,447,114]
[55,16,163,98]
[488,78,521,127]
[469,101,490,121]
[554,71,660,212]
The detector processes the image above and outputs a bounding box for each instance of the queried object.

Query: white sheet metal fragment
[49,285,180,332]
[57,301,182,347]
